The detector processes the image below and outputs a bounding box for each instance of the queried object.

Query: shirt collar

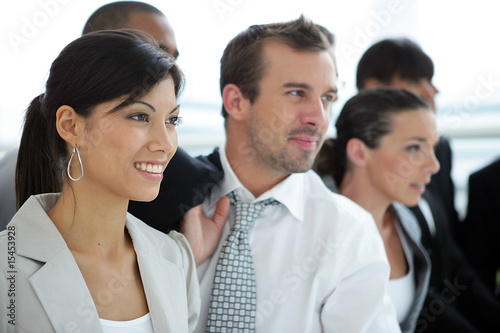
[210,144,306,222]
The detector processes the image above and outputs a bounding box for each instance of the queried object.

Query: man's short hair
[356,38,434,90]
[219,15,333,118]
[82,1,164,35]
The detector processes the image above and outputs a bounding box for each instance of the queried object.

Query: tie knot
[227,191,279,231]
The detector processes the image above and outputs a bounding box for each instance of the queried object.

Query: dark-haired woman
[315,88,438,333]
[0,30,199,332]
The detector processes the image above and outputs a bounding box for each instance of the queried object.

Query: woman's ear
[346,138,369,167]
[55,105,81,146]
[222,83,250,121]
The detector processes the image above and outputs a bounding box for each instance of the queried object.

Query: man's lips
[289,135,319,150]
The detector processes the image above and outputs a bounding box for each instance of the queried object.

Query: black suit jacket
[409,138,500,332]
[427,136,460,236]
[128,147,223,233]
[461,157,500,301]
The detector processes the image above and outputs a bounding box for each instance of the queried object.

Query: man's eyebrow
[283,82,338,94]
[284,82,311,90]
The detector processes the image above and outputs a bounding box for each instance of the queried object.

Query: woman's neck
[48,183,130,257]
[339,171,391,230]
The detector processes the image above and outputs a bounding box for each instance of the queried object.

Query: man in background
[356,37,500,333]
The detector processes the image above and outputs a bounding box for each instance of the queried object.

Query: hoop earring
[67,145,83,181]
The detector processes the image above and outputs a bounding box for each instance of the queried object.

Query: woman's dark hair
[314,88,430,187]
[356,38,434,90]
[219,15,332,118]
[16,29,184,208]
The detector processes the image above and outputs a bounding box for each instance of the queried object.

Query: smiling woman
[0,30,200,333]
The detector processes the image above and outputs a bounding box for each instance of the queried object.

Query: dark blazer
[461,157,500,302]
[427,136,460,236]
[128,147,223,233]
[409,139,500,333]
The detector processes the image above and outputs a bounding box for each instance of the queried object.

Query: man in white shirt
[185,16,401,332]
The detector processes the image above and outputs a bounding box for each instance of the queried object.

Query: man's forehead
[126,12,178,58]
[260,41,337,88]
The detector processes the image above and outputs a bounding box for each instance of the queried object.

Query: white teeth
[135,163,163,174]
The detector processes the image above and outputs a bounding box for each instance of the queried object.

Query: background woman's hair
[314,87,430,187]
[16,29,184,208]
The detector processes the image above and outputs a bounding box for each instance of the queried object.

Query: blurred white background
[1,0,499,217]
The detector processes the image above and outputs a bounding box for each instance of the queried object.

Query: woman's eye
[166,116,183,126]
[407,145,420,153]
[130,114,149,122]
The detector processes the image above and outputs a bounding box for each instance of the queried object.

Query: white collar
[209,144,308,223]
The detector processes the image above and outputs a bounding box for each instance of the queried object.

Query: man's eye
[289,90,304,97]
[322,94,337,102]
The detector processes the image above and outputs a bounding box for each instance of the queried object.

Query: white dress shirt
[195,146,401,332]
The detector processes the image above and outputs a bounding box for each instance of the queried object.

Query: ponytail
[16,94,63,208]
[314,137,347,187]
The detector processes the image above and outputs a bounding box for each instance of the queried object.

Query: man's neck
[224,145,289,198]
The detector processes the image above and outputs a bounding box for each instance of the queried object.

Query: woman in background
[315,87,438,333]
[0,30,199,332]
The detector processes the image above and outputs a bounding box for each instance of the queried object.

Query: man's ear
[222,83,250,121]
[363,77,384,89]
[346,138,369,167]
[55,105,82,147]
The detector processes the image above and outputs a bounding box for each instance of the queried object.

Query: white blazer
[0,193,200,333]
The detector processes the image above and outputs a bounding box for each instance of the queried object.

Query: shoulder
[470,157,500,182]
[307,171,370,215]
[301,171,375,232]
